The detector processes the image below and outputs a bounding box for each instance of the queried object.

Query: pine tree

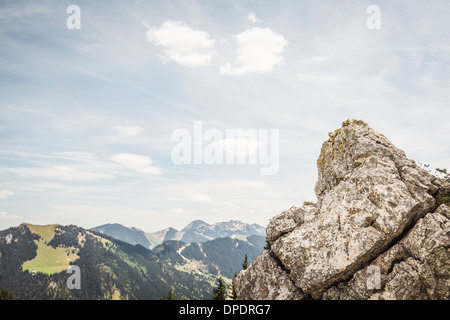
[230,272,238,300]
[242,254,248,270]
[435,168,450,206]
[167,287,175,300]
[211,277,227,300]
[0,286,14,300]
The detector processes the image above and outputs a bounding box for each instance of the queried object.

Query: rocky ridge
[234,119,450,300]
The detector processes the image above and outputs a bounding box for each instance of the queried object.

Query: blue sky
[1,0,449,232]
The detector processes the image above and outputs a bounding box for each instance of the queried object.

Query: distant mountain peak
[91,223,152,248]
[169,219,265,244]
[181,220,209,231]
[91,219,265,249]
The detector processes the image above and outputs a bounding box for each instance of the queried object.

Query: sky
[0,0,449,232]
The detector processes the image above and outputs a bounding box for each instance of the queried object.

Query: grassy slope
[22,224,79,274]
[230,234,248,242]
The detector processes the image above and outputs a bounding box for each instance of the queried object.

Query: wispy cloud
[0,150,96,162]
[297,73,344,83]
[248,12,261,23]
[109,153,162,175]
[145,20,216,67]
[20,182,107,193]
[220,27,287,76]
[0,211,19,219]
[1,166,114,181]
[0,190,14,199]
[53,152,98,162]
[111,125,143,137]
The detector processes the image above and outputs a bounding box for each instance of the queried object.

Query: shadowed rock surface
[235,119,450,300]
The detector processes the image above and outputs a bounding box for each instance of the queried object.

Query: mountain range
[0,220,265,300]
[91,220,265,249]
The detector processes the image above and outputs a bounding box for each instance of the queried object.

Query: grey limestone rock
[235,119,450,300]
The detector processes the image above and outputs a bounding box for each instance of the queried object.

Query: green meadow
[230,234,249,242]
[22,224,79,275]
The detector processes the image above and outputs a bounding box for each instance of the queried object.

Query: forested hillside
[0,224,212,299]
[153,235,265,280]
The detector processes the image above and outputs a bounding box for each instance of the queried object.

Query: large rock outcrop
[234,119,450,300]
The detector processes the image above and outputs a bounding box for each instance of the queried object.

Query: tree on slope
[211,277,227,300]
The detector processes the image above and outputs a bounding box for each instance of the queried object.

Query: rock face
[235,119,450,300]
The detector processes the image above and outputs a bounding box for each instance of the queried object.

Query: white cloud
[220,27,287,76]
[109,153,162,175]
[302,56,331,63]
[0,211,19,219]
[111,125,143,137]
[248,12,261,23]
[0,190,14,199]
[146,20,216,67]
